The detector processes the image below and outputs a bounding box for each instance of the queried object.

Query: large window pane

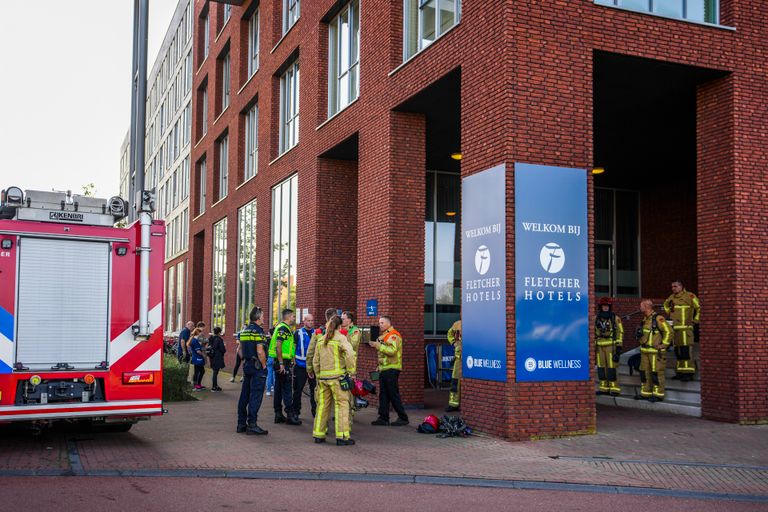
[198,157,207,215]
[424,172,460,336]
[222,53,230,111]
[280,62,300,153]
[404,0,460,60]
[218,135,228,200]
[176,260,185,331]
[237,200,257,329]
[653,0,683,18]
[594,188,613,241]
[284,0,300,33]
[615,190,639,296]
[601,0,718,23]
[271,175,298,326]
[244,105,258,181]
[329,0,360,117]
[248,10,259,77]
[212,218,227,332]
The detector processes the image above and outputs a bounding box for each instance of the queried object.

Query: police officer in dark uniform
[236,306,269,435]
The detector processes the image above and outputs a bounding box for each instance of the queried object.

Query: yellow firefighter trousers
[596,343,620,394]
[313,379,351,440]
[640,351,666,399]
[449,348,461,407]
[673,326,696,374]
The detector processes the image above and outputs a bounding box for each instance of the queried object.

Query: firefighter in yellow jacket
[446,320,462,412]
[340,311,361,424]
[663,279,700,382]
[311,315,356,445]
[368,315,409,426]
[595,297,623,396]
[637,299,671,402]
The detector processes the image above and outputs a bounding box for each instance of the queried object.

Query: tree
[81,183,96,197]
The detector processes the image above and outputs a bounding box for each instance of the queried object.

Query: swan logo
[524,357,537,372]
[539,243,565,274]
[466,355,474,369]
[475,245,491,275]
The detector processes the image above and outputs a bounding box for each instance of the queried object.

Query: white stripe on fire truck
[109,303,163,365]
[134,349,161,372]
[0,407,163,421]
[0,331,12,372]
[0,399,162,414]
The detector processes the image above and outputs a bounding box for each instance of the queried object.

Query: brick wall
[187,0,768,436]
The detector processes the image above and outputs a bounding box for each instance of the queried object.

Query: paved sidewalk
[1,370,766,500]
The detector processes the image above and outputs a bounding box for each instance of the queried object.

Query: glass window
[283,0,300,34]
[165,267,174,332]
[424,171,460,336]
[248,10,260,77]
[594,188,640,297]
[594,0,718,23]
[329,0,360,117]
[203,12,210,59]
[212,218,228,332]
[279,61,300,154]
[221,53,230,111]
[198,157,207,215]
[237,199,257,329]
[270,175,298,326]
[223,4,232,25]
[176,261,184,336]
[218,135,228,200]
[201,86,208,136]
[404,0,461,60]
[244,105,258,181]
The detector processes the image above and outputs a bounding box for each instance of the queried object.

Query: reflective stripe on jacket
[269,322,295,359]
[312,331,356,379]
[376,327,403,371]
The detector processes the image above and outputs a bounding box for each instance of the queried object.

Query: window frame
[283,0,300,34]
[593,0,719,25]
[279,61,300,155]
[244,105,259,182]
[217,134,229,201]
[248,9,260,78]
[237,199,258,329]
[212,217,228,333]
[221,52,231,112]
[403,0,461,61]
[198,157,207,215]
[328,0,360,117]
[269,174,298,327]
[203,11,210,60]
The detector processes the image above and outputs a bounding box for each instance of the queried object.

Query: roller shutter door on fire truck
[15,238,110,370]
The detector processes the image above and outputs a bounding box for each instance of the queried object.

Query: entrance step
[596,395,701,417]
[618,365,699,381]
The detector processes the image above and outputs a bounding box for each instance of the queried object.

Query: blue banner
[515,163,589,381]
[461,164,507,382]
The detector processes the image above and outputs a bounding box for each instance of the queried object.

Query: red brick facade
[189,0,768,438]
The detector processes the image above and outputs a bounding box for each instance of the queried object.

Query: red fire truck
[0,187,164,431]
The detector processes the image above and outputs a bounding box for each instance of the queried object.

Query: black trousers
[193,364,205,386]
[211,368,220,388]
[378,369,408,422]
[273,361,294,416]
[291,365,317,417]
[232,353,243,378]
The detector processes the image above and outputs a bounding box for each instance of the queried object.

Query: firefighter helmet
[417,415,440,434]
[598,297,613,306]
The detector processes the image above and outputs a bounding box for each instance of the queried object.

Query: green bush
[163,356,194,402]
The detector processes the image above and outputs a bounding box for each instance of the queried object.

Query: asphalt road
[1,477,766,512]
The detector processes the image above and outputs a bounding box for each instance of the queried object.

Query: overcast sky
[0,0,180,198]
